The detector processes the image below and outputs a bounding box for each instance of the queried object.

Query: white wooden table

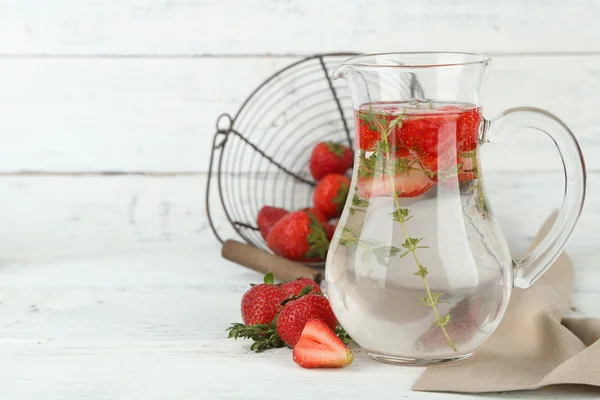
[0,245,598,399]
[1,1,599,398]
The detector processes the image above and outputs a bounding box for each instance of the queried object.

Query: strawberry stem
[325,141,346,157]
[263,272,274,285]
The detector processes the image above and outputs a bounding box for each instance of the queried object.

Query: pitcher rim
[336,52,491,70]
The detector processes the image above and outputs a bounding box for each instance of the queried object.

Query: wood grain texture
[0,172,596,284]
[1,0,599,55]
[0,55,598,172]
[0,248,598,399]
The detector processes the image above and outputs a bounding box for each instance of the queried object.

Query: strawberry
[356,113,380,151]
[313,174,350,218]
[266,211,329,262]
[257,206,289,240]
[240,273,288,326]
[395,114,458,173]
[395,145,412,157]
[276,293,337,347]
[356,108,399,151]
[301,207,328,224]
[454,107,482,153]
[281,277,321,296]
[357,160,435,198]
[324,222,337,241]
[293,319,354,369]
[309,141,353,180]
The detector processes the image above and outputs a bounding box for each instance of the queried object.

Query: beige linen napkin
[414,214,600,393]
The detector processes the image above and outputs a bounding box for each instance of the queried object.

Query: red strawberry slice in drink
[395,145,412,158]
[396,114,459,173]
[356,109,401,152]
[357,161,435,198]
[437,105,482,153]
[456,107,482,153]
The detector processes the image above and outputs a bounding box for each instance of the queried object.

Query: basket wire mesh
[206,53,360,250]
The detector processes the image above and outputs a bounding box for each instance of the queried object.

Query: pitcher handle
[484,107,586,289]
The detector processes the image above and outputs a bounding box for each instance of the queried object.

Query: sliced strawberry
[419,150,457,174]
[293,320,354,369]
[396,114,456,156]
[395,145,412,158]
[356,109,399,151]
[456,108,482,153]
[356,113,379,151]
[357,162,434,198]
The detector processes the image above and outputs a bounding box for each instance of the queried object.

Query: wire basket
[206,53,359,250]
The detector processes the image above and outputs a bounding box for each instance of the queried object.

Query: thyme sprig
[461,150,488,216]
[358,106,457,351]
[339,224,402,267]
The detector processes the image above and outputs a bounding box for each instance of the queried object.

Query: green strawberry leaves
[305,215,330,260]
[325,141,346,157]
[332,180,349,211]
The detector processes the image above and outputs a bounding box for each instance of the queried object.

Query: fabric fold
[414,214,600,393]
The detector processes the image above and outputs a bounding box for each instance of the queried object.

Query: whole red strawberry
[281,277,321,296]
[266,211,329,261]
[276,293,337,347]
[313,173,350,219]
[309,141,352,181]
[257,206,289,240]
[324,222,336,241]
[241,273,288,326]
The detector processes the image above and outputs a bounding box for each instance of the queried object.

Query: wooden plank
[0,249,597,399]
[0,0,599,55]
[0,55,598,172]
[0,172,595,273]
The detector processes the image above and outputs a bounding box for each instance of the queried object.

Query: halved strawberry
[357,161,435,198]
[456,107,482,153]
[356,109,399,151]
[418,150,456,174]
[293,319,354,369]
[395,114,458,171]
[356,113,379,151]
[395,145,412,158]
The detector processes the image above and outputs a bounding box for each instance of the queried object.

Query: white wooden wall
[0,0,598,278]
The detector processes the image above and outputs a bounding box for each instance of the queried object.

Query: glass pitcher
[326,52,586,365]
